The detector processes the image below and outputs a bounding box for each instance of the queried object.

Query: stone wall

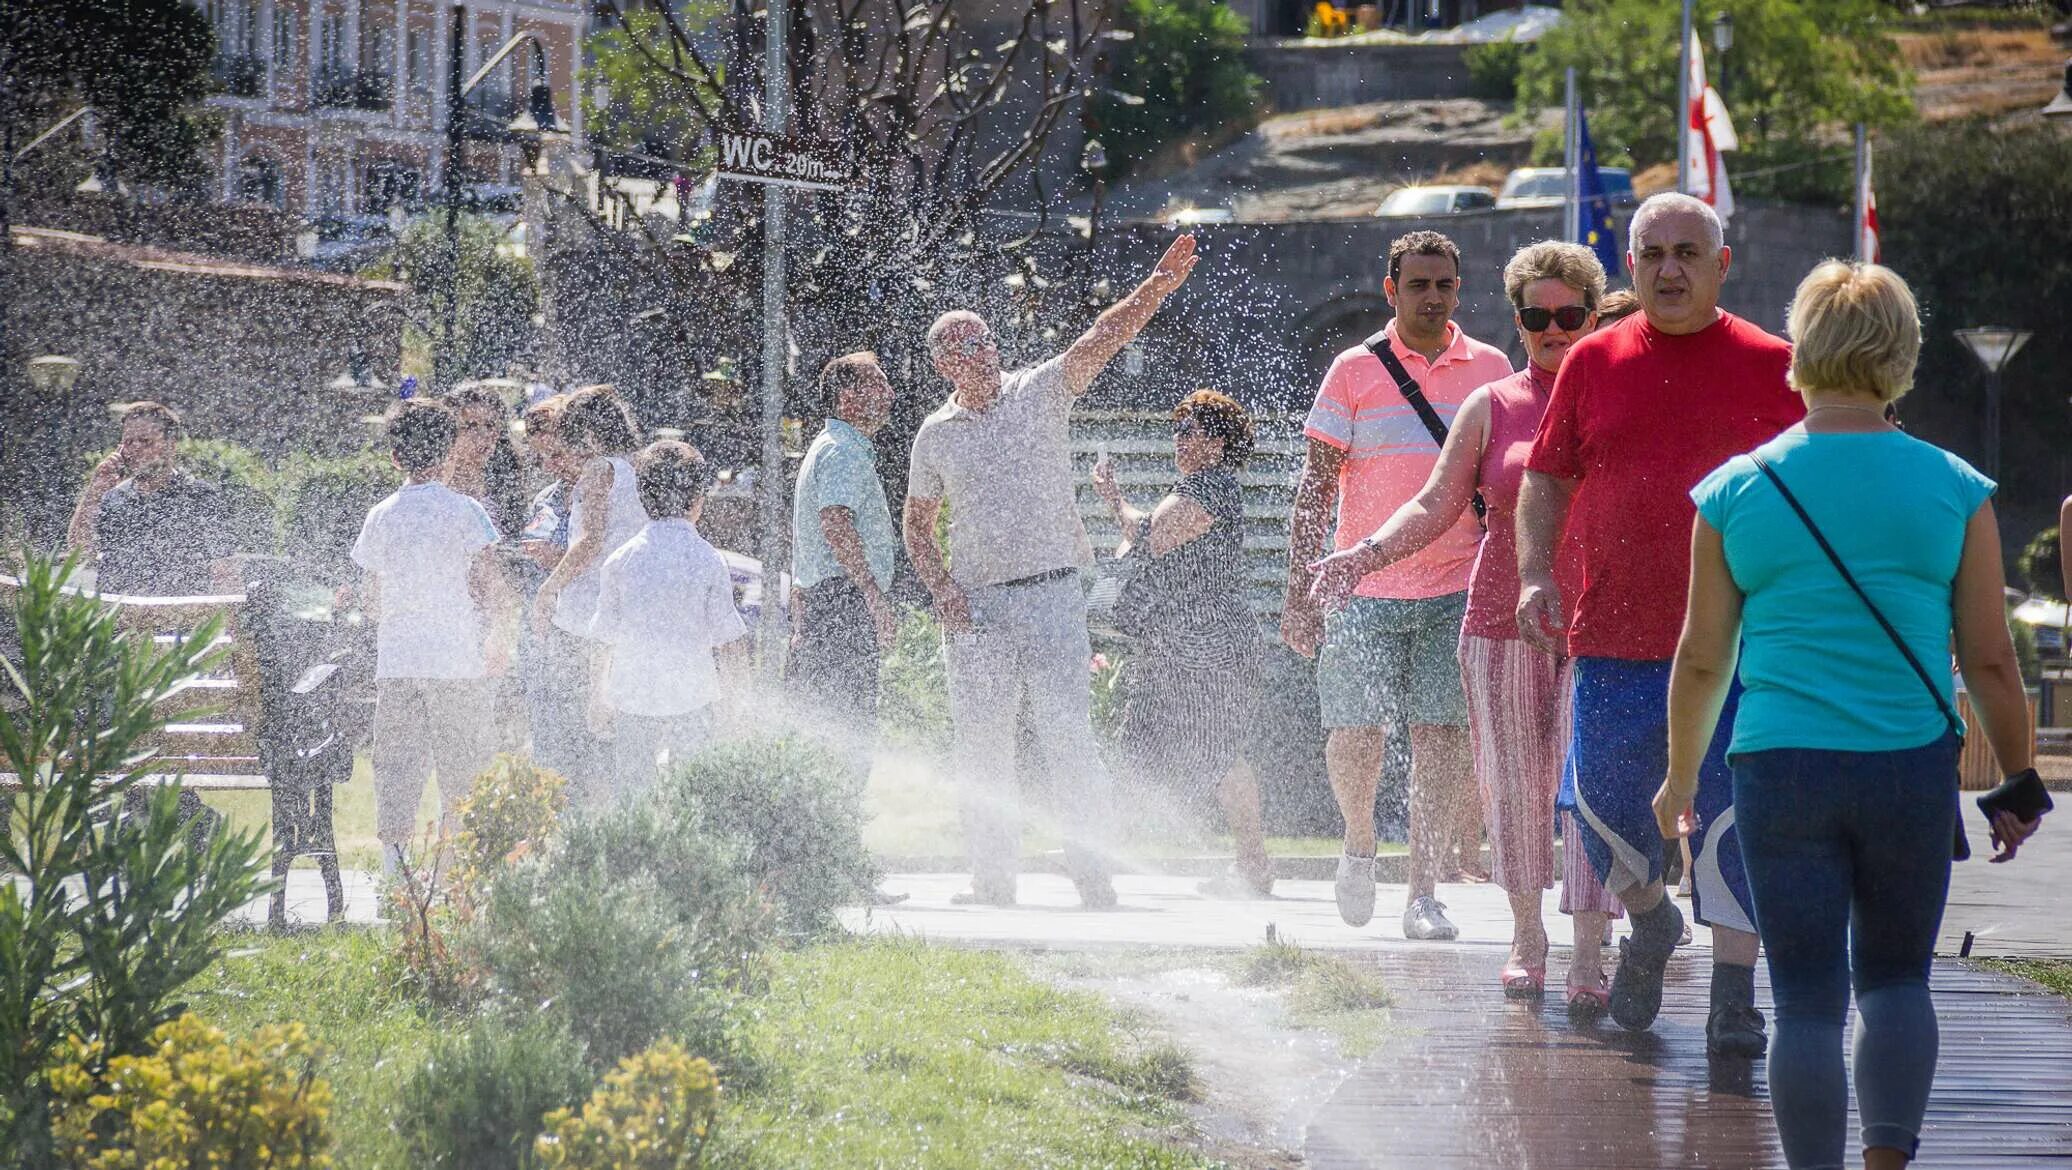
[1245,41,1477,111]
[1073,200,1854,413]
[2,227,404,538]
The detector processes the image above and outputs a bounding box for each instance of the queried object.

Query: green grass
[189,931,1217,1169]
[186,927,436,1168]
[1977,957,2072,999]
[1231,938,1394,1055]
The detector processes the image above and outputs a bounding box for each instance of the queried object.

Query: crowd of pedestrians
[59,192,2055,1170]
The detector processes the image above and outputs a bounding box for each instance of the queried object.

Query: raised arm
[1307,389,1491,612]
[1279,438,1345,658]
[902,495,970,634]
[1061,234,1199,396]
[1514,469,1579,653]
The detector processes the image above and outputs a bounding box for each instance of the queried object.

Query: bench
[1,561,359,925]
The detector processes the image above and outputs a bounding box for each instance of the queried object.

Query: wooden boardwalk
[1307,948,2072,1169]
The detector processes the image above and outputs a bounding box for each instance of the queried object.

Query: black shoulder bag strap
[1362,330,1487,524]
[1751,453,1971,859]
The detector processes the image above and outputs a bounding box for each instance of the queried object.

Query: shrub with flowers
[451,753,569,894]
[533,1041,721,1170]
[1305,1,1352,37]
[47,1014,332,1170]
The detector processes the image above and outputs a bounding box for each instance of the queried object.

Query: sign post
[755,0,792,685]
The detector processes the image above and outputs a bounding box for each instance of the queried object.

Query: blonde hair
[1502,241,1607,310]
[1785,261,1921,403]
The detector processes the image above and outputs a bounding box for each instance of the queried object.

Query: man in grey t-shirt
[904,234,1200,908]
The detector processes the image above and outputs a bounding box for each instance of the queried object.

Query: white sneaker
[1403,895,1459,941]
[1334,853,1378,927]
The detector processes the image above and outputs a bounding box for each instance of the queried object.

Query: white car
[1496,166,1636,209]
[1373,185,1498,217]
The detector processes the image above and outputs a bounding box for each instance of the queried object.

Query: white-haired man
[903,235,1200,908]
[1515,193,1800,1057]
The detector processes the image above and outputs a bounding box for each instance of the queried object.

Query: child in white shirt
[352,400,510,872]
[586,440,748,801]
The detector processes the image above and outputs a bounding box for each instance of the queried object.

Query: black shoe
[1706,1003,1768,1059]
[1075,875,1119,910]
[1609,901,1683,1032]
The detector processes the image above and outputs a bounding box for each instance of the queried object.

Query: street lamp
[2044,58,2072,122]
[440,5,563,390]
[1711,11,1734,104]
[26,354,82,395]
[1955,326,2032,480]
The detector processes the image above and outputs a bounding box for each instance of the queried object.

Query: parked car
[1373,185,1498,217]
[1168,206,1236,225]
[1496,166,1636,209]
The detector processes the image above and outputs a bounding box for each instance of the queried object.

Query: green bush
[0,554,273,1166]
[1091,0,1264,178]
[2020,527,2062,601]
[396,1014,589,1170]
[1464,35,1527,102]
[470,863,751,1073]
[49,1014,333,1170]
[879,611,952,755]
[660,736,878,940]
[534,1041,721,1170]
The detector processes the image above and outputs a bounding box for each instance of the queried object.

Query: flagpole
[1853,123,1869,262]
[1564,67,1580,244]
[1677,0,1693,195]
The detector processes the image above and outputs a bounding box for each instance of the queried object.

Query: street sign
[714,129,854,192]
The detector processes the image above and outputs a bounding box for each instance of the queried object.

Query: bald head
[1628,192,1731,335]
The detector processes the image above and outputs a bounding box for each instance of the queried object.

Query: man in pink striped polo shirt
[1282,230,1514,941]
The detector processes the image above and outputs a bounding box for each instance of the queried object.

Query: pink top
[1303,320,1514,599]
[1463,364,1578,640]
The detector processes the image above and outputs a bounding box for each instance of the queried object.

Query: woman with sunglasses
[1310,241,1625,1010]
[1092,389,1272,896]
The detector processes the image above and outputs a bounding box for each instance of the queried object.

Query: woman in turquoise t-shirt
[1656,262,2044,1170]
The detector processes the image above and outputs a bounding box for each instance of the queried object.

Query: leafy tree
[1090,0,1264,178]
[2,0,218,192]
[364,213,541,385]
[0,554,272,1166]
[1515,0,1913,172]
[1877,118,2072,554]
[585,3,725,164]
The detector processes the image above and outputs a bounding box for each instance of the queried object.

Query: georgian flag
[1683,31,1738,223]
[1857,147,1882,263]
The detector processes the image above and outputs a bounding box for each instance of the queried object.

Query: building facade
[192,1,587,224]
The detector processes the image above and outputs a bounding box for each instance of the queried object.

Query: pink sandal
[1501,962,1547,999]
[1565,971,1611,1021]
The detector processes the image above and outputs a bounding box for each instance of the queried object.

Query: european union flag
[1576,107,1622,278]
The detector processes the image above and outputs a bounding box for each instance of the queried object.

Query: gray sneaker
[1334,853,1378,927]
[1403,895,1459,941]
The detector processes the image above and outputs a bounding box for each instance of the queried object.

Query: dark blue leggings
[1732,734,1960,1170]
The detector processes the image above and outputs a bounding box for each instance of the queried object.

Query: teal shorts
[1316,592,1470,730]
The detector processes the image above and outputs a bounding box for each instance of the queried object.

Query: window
[273,7,298,70]
[407,29,432,94]
[363,164,422,214]
[236,155,284,208]
[320,12,353,72]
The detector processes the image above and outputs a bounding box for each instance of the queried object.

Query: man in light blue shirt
[789,352,898,737]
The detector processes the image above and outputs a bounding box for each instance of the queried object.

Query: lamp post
[2044,58,2072,122]
[441,6,561,391]
[1954,327,2032,480]
[26,353,82,395]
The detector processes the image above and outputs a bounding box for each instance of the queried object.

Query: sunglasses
[1516,305,1592,332]
[949,332,996,357]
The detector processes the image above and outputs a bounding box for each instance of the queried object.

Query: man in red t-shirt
[1516,193,1801,1058]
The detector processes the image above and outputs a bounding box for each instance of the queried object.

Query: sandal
[1565,971,1611,1021]
[1501,961,1547,999]
[1500,935,1550,999]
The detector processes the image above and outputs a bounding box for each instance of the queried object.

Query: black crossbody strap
[1751,454,1963,738]
[1362,331,1487,523]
